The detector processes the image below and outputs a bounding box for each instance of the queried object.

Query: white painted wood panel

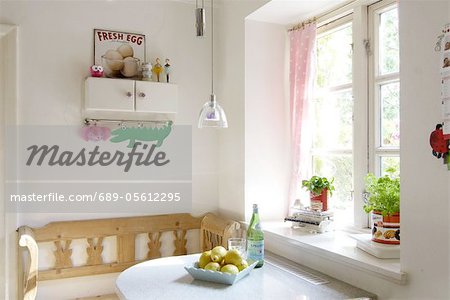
[135,81,177,113]
[85,78,135,112]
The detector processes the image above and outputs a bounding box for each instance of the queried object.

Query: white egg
[117,44,134,58]
[104,49,123,71]
[121,57,139,77]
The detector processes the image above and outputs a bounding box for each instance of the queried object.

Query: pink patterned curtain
[288,23,317,210]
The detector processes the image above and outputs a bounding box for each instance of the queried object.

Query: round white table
[116,253,375,300]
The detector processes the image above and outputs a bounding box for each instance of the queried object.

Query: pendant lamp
[197,0,228,128]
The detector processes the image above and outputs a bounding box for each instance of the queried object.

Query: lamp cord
[211,0,214,95]
[195,0,204,9]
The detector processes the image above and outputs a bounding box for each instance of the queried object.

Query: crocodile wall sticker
[110,121,173,148]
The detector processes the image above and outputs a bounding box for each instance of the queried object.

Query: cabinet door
[135,81,177,113]
[85,77,135,112]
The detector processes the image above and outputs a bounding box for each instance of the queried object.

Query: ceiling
[247,0,348,26]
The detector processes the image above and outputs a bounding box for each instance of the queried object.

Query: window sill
[263,221,406,285]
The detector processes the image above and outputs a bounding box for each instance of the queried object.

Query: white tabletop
[116,253,375,300]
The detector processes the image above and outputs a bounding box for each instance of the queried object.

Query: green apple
[210,246,227,262]
[220,264,239,275]
[224,249,243,265]
[237,259,249,271]
[204,262,221,271]
[198,250,212,269]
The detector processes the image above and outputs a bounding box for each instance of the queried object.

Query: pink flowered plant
[81,126,111,141]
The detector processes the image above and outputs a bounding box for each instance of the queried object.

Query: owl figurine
[90,65,104,77]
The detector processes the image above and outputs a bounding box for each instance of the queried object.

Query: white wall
[399,0,450,298]
[244,20,290,221]
[216,0,269,221]
[0,0,220,222]
[0,1,219,298]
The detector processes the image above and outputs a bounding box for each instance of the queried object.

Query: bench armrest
[18,226,38,300]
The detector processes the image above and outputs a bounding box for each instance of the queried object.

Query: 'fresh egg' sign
[94,29,146,78]
[96,30,144,45]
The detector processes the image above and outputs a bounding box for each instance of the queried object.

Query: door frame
[0,23,18,300]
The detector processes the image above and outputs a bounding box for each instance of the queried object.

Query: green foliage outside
[379,8,399,75]
[381,82,400,147]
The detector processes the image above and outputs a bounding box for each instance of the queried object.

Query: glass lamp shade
[198,94,228,128]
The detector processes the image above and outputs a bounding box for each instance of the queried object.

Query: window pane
[313,90,353,149]
[379,8,399,75]
[380,156,400,176]
[313,155,353,225]
[380,82,400,147]
[316,23,352,88]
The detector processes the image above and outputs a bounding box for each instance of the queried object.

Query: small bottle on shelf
[246,204,264,268]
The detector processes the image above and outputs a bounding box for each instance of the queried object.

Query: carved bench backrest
[18,213,240,300]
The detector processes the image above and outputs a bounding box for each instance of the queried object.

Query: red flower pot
[371,211,400,245]
[310,189,328,212]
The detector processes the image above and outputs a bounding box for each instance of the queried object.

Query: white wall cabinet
[85,77,177,115]
[135,81,177,113]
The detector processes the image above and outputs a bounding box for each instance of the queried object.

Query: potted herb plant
[364,168,400,244]
[301,176,335,212]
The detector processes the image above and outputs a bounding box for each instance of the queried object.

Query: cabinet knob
[126,92,133,98]
[139,92,146,98]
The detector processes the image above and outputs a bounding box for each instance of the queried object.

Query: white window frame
[310,0,399,229]
[368,0,400,176]
[313,15,354,155]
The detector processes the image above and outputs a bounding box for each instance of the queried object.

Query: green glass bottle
[247,204,264,268]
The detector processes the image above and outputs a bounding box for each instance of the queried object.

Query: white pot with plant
[363,168,400,244]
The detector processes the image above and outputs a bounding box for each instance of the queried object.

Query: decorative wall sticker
[81,125,111,142]
[434,23,450,169]
[110,121,173,148]
[439,24,450,137]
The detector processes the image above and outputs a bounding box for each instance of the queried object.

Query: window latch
[363,39,372,56]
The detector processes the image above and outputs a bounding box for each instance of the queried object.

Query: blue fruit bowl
[184,261,258,285]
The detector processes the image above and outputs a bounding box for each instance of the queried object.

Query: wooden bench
[18,213,240,300]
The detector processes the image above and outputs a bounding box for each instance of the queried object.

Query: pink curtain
[288,24,316,210]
